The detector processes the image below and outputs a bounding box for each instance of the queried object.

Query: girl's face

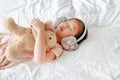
[56,19,83,42]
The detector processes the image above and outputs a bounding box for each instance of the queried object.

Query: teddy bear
[3,18,57,61]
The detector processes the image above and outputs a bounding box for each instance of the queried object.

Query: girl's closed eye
[65,22,72,31]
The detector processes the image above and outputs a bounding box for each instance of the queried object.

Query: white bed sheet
[0,0,120,80]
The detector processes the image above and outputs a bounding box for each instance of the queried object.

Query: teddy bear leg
[5,45,21,61]
[5,41,25,61]
[5,42,33,62]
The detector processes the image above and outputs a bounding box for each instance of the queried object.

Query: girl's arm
[36,45,63,63]
[31,18,63,64]
[31,18,46,64]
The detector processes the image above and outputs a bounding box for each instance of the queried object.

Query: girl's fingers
[0,59,18,69]
[0,58,10,67]
[30,18,38,25]
[30,20,38,27]
[30,18,44,31]
[0,54,6,63]
[33,18,40,21]
[31,18,40,23]
[30,21,36,26]
[2,62,19,69]
[30,26,37,40]
[31,18,43,25]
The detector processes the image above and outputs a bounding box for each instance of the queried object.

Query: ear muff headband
[54,17,67,29]
[76,24,87,43]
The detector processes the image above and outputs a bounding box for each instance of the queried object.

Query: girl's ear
[45,20,55,32]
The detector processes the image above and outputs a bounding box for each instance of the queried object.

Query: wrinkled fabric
[0,0,120,80]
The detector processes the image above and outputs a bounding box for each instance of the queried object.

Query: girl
[0,17,87,69]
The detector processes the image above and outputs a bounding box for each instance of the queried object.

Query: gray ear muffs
[54,17,87,51]
[61,36,79,51]
[53,16,67,29]
[61,26,87,51]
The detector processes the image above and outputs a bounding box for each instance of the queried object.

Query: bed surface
[0,0,120,80]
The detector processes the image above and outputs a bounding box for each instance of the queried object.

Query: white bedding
[0,0,120,80]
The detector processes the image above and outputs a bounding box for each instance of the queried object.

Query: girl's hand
[30,18,44,32]
[30,25,37,40]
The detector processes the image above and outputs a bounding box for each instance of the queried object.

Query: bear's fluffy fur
[3,18,57,61]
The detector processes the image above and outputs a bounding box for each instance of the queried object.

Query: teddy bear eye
[49,37,52,40]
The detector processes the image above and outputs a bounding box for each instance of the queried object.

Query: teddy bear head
[45,30,57,50]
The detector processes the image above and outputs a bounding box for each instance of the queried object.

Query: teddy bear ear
[45,20,55,32]
[45,20,52,27]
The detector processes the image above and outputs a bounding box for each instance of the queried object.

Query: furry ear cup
[61,36,79,51]
[53,16,67,28]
